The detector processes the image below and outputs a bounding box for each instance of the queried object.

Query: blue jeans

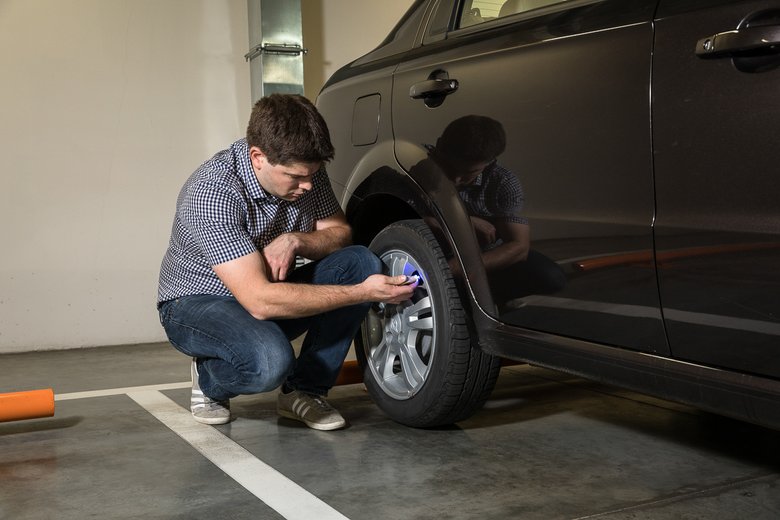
[158,245,381,401]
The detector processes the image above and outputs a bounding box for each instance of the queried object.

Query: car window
[459,0,572,28]
[425,0,459,43]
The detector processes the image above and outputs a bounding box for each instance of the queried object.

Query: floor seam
[570,473,777,519]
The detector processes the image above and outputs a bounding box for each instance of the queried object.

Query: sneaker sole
[191,412,231,425]
[277,409,346,431]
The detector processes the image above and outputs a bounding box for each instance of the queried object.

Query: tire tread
[360,220,500,428]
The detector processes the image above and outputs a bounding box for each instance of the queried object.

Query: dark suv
[316,0,780,428]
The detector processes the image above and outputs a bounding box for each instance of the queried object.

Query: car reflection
[427,115,566,311]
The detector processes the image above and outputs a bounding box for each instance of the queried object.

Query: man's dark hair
[436,115,506,163]
[246,94,335,165]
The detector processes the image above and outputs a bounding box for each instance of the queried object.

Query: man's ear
[249,146,267,169]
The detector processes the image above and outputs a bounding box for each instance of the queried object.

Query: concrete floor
[1,343,779,519]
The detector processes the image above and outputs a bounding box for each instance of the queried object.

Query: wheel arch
[343,151,498,341]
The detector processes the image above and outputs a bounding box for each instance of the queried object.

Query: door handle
[696,25,780,58]
[409,78,459,99]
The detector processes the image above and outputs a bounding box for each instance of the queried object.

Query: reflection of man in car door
[429,115,565,307]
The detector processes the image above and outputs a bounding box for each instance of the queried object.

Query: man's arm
[261,209,351,281]
[301,209,352,258]
[478,219,530,272]
[212,249,414,321]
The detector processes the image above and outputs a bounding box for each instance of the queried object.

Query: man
[157,94,414,430]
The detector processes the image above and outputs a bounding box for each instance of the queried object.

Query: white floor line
[127,389,350,520]
[55,381,191,401]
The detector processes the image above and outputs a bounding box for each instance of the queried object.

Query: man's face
[250,147,321,201]
[437,154,492,189]
[450,161,491,189]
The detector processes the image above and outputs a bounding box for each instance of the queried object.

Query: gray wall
[0,0,413,353]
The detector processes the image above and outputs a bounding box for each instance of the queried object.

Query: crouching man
[157,94,414,430]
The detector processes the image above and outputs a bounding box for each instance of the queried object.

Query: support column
[246,0,305,103]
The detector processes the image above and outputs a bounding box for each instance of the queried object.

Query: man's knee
[216,321,295,394]
[239,344,295,393]
[341,245,382,282]
[243,363,292,393]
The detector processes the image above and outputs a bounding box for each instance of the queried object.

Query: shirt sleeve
[181,181,258,266]
[489,167,529,225]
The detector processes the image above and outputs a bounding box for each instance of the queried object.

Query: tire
[356,219,501,427]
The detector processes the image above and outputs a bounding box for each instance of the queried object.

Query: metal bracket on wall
[244,43,307,62]
[246,0,304,100]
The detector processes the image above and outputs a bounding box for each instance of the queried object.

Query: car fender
[343,139,497,326]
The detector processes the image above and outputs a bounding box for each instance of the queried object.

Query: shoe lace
[308,395,333,411]
[202,396,229,409]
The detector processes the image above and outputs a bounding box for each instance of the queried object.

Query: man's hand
[470,216,497,247]
[261,211,353,281]
[262,233,299,281]
[360,274,417,304]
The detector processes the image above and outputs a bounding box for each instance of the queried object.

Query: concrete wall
[302,1,414,101]
[0,0,413,353]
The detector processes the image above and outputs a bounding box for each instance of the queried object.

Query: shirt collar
[234,138,275,202]
[467,160,497,188]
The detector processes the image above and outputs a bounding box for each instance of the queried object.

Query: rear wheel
[356,219,501,427]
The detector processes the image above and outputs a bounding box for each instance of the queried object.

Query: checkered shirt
[457,161,528,226]
[157,138,340,304]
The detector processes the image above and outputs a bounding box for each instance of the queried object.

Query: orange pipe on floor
[334,360,363,386]
[0,388,55,422]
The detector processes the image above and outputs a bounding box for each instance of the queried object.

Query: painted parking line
[127,390,350,520]
[54,383,350,520]
[55,381,191,401]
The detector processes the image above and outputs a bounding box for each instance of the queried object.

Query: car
[315,0,780,429]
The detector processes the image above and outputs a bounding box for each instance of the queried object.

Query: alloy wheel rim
[363,249,436,400]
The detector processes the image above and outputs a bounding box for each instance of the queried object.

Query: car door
[653,0,780,378]
[392,0,668,354]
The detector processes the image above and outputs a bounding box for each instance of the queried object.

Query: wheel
[356,219,501,427]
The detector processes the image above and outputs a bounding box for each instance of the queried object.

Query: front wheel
[356,219,500,427]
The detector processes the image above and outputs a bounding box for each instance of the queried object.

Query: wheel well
[348,190,490,374]
[349,194,420,246]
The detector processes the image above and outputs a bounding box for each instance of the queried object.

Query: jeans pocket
[158,299,178,326]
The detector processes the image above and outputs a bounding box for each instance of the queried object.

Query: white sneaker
[277,390,346,431]
[190,359,231,425]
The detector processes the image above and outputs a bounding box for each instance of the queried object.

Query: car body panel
[391,0,668,355]
[318,66,397,206]
[653,0,780,379]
